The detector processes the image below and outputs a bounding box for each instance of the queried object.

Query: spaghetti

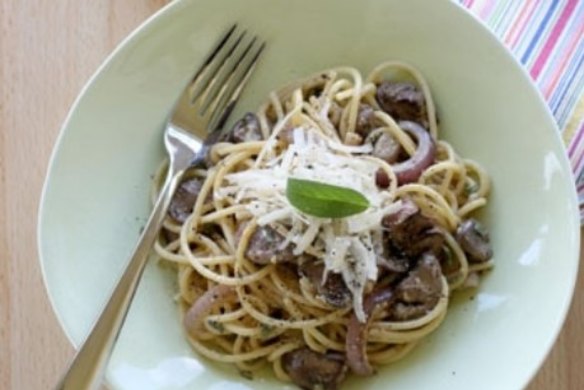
[153,62,493,389]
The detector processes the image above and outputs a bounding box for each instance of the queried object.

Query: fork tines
[189,24,266,131]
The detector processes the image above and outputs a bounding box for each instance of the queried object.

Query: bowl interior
[39,0,579,389]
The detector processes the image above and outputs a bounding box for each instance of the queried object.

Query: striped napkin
[459,0,584,220]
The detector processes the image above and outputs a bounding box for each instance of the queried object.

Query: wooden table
[1,1,582,389]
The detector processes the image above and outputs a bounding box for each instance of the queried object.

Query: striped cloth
[459,0,584,221]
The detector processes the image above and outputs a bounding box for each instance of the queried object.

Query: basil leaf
[286,178,369,218]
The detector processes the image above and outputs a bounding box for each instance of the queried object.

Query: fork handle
[55,162,185,390]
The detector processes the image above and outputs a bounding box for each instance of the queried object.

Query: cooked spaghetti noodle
[153,62,493,388]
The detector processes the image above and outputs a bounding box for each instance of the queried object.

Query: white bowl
[38,0,580,389]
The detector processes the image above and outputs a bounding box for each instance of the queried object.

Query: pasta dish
[153,61,494,389]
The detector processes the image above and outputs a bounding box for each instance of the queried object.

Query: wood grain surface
[0,1,582,389]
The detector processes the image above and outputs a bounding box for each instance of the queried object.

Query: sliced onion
[183,284,237,337]
[346,288,395,375]
[393,121,436,184]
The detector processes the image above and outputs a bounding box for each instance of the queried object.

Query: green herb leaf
[286,178,370,218]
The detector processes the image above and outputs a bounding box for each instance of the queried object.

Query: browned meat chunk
[375,168,390,189]
[377,252,410,273]
[355,104,383,137]
[282,348,347,390]
[397,254,442,303]
[391,302,432,320]
[300,261,351,308]
[245,225,295,265]
[389,253,443,320]
[168,177,204,223]
[381,199,444,257]
[456,219,493,263]
[376,81,427,126]
[374,232,411,273]
[382,198,418,228]
[225,112,262,143]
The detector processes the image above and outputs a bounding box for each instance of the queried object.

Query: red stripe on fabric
[543,16,584,98]
[504,1,532,43]
[530,0,579,80]
[506,0,540,48]
[568,122,584,155]
[573,150,584,173]
[570,125,584,170]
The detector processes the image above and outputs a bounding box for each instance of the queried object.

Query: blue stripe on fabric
[548,4,584,109]
[542,3,584,110]
[520,0,562,64]
[558,75,584,127]
[549,39,584,111]
[515,2,553,62]
[552,40,584,122]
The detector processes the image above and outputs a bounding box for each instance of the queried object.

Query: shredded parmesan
[257,207,292,226]
[324,237,352,273]
[294,219,322,255]
[222,126,399,322]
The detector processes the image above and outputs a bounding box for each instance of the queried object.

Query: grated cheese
[222,126,399,322]
[257,207,293,226]
[294,219,322,255]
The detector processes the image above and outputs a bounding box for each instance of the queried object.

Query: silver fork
[56,25,265,390]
